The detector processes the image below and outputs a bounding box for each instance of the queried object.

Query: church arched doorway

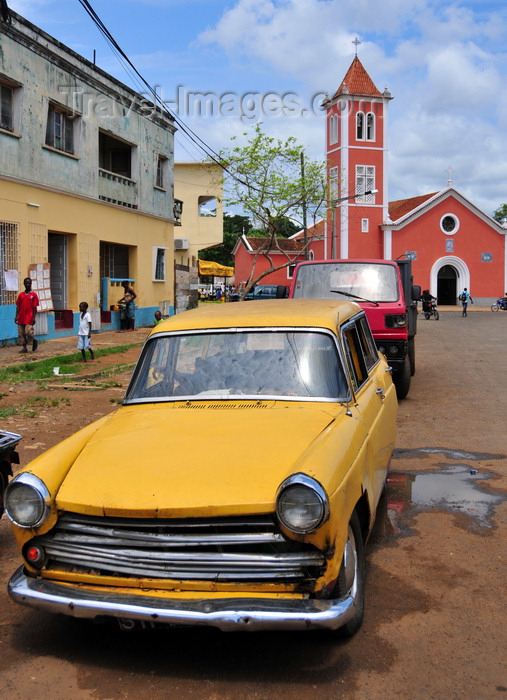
[437,265,458,305]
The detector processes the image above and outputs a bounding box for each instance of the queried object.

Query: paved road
[0,308,505,699]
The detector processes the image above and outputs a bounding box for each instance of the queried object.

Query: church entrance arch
[437,265,457,305]
[431,256,470,306]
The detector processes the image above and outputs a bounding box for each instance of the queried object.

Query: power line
[76,0,227,170]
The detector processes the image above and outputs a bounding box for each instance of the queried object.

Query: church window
[329,114,338,144]
[356,111,364,140]
[366,112,375,140]
[440,214,459,234]
[361,218,369,233]
[356,165,376,202]
[329,167,338,202]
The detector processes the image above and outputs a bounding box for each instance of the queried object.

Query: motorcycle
[422,299,439,320]
[0,430,22,518]
[491,298,507,312]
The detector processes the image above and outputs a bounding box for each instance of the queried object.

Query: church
[234,55,507,305]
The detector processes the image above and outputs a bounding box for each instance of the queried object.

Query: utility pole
[300,152,308,259]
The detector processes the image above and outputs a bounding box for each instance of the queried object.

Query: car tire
[331,511,365,638]
[394,359,411,400]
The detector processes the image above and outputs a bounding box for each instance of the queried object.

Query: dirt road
[0,311,505,699]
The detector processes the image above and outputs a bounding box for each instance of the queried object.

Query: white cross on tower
[445,165,454,187]
[352,37,361,56]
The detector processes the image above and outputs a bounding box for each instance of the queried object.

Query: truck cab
[289,259,420,399]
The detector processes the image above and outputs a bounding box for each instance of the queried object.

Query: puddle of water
[382,464,504,536]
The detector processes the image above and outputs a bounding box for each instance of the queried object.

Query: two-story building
[0,10,179,343]
[173,162,224,311]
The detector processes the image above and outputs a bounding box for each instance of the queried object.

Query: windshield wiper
[330,288,379,306]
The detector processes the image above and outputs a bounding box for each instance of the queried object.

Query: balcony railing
[98,168,138,208]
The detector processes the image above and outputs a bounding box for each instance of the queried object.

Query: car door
[341,314,395,510]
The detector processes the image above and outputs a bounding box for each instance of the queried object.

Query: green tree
[493,204,507,223]
[199,213,252,267]
[217,124,326,297]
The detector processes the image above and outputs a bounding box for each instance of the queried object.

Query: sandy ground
[0,310,505,699]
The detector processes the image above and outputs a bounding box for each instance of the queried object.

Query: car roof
[149,299,361,336]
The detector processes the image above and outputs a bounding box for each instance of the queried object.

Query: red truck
[289,258,421,399]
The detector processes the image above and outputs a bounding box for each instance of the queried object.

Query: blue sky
[6,0,507,216]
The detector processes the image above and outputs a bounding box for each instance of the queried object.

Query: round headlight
[276,474,329,534]
[5,473,49,528]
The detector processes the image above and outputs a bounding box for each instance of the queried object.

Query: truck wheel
[331,511,365,638]
[394,359,411,400]
[408,338,415,376]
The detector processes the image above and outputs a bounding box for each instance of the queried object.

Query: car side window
[357,316,378,371]
[342,318,371,392]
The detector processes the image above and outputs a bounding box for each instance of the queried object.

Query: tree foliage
[217,124,326,296]
[199,213,251,267]
[493,203,507,223]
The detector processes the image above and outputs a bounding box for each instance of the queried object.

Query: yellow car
[6,300,397,636]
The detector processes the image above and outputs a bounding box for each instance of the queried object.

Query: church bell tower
[325,48,393,259]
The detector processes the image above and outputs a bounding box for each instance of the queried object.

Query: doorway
[48,233,68,309]
[437,265,458,305]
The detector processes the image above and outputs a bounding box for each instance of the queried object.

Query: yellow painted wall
[174,163,223,268]
[1,177,174,311]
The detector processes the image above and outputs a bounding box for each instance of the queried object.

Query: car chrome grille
[31,512,326,584]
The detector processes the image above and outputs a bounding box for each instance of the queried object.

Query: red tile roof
[243,236,305,254]
[291,219,325,241]
[388,193,438,221]
[333,56,382,99]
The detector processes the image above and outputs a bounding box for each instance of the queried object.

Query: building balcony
[98,168,138,209]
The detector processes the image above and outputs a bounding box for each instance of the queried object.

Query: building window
[99,131,133,178]
[0,83,13,131]
[356,165,375,202]
[0,221,19,305]
[100,242,130,279]
[45,103,75,154]
[329,166,338,202]
[198,196,217,217]
[361,218,369,233]
[329,114,338,144]
[153,247,167,281]
[356,111,364,140]
[440,214,459,234]
[366,112,375,140]
[155,155,168,189]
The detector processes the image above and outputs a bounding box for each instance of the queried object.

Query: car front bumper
[8,566,356,632]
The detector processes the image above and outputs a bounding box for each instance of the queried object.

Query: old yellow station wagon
[6,299,397,636]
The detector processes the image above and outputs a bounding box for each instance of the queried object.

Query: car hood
[54,402,341,518]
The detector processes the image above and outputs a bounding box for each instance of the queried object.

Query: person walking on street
[77,301,95,362]
[459,287,473,317]
[15,277,39,353]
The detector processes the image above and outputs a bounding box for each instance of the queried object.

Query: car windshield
[292,262,399,302]
[125,329,349,402]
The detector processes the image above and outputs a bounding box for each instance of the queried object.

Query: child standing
[153,310,163,326]
[78,302,95,361]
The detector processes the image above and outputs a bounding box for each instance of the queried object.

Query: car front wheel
[331,511,365,637]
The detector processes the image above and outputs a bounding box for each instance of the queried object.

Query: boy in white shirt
[78,301,95,361]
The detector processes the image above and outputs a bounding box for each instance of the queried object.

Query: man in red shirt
[15,277,39,353]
